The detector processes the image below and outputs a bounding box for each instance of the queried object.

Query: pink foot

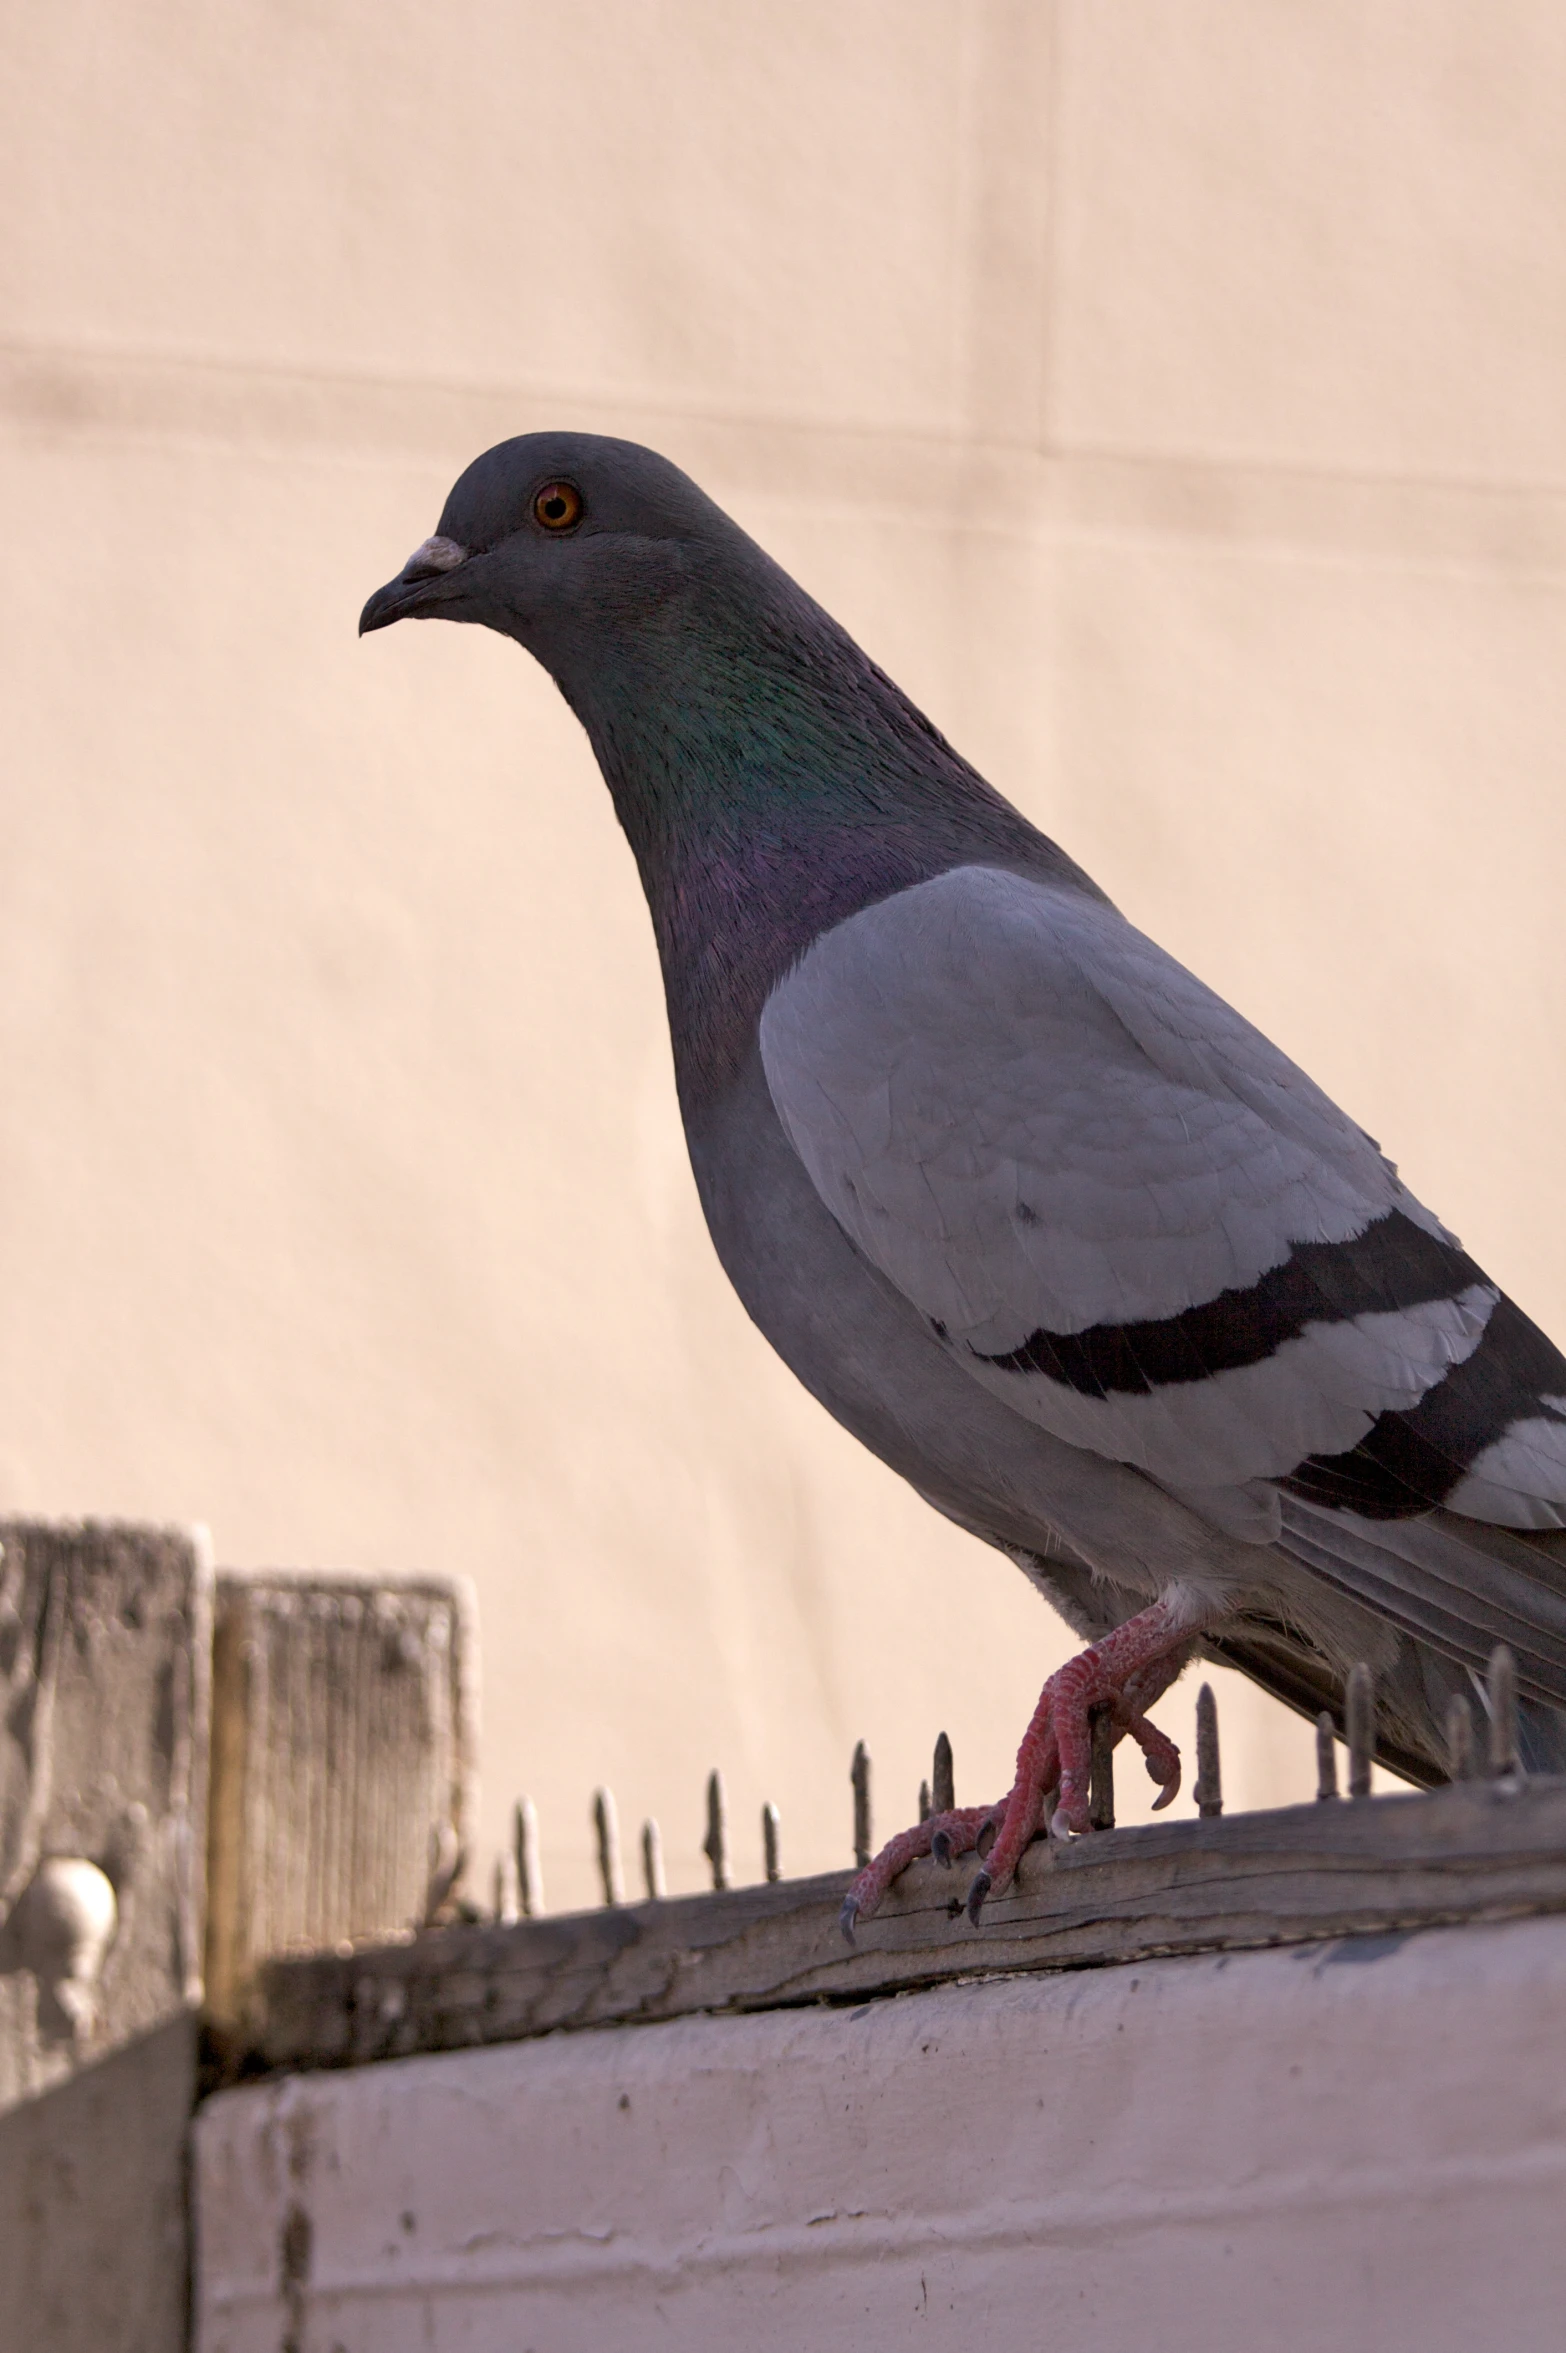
[839,1803,1002,1942]
[840,1597,1202,1941]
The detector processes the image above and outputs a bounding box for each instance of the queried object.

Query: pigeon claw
[1143,1727,1182,1811]
[833,1599,1205,1939]
[839,1804,1002,1936]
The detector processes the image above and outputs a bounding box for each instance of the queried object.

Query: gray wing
[758,863,1565,1526]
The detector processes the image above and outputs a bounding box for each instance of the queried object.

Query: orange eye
[532,481,583,531]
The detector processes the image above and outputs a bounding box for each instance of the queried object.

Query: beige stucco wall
[2,3,1562,1907]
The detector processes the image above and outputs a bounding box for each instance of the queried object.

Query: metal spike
[932,1731,955,1818]
[1088,1707,1115,1830]
[1445,1692,1475,1783]
[1193,1683,1223,1818]
[593,1787,624,1907]
[514,1797,544,1918]
[851,1740,872,1868]
[762,1801,781,1883]
[492,1850,520,1925]
[420,1823,464,1928]
[917,1779,932,1823]
[1346,1663,1374,1799]
[1487,1645,1520,1779]
[702,1769,730,1891]
[640,1817,666,1901]
[1315,1711,1338,1801]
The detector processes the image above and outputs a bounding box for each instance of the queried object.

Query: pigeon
[362,432,1566,1933]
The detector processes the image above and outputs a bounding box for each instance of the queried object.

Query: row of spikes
[486,1645,1524,1920]
[492,1741,901,1919]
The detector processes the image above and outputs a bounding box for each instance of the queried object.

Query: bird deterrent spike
[1345,1664,1374,1798]
[421,1823,464,1928]
[1487,1645,1520,1780]
[917,1779,931,1823]
[703,1769,730,1891]
[1193,1682,1223,1818]
[491,1850,520,1925]
[1315,1712,1339,1802]
[640,1817,666,1901]
[514,1797,544,1918]
[932,1731,955,1818]
[851,1741,872,1869]
[762,1801,781,1883]
[1445,1692,1475,1784]
[1088,1707,1115,1830]
[593,1787,624,1907]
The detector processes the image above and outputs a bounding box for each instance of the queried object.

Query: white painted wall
[195,1917,1566,2351]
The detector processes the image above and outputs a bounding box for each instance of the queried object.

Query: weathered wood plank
[204,1571,476,2032]
[242,1775,1566,2078]
[0,1518,211,2108]
[0,1518,211,2353]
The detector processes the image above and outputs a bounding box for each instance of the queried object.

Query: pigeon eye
[533,481,583,532]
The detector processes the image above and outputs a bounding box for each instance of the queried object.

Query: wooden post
[0,1518,212,2353]
[204,1572,475,2033]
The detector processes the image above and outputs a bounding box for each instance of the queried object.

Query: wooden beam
[238,1775,1566,2080]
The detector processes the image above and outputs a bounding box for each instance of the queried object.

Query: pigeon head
[358,428,979,866]
[360,431,1090,1094]
[358,431,774,690]
[357,429,986,825]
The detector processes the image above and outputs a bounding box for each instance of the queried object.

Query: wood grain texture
[0,1518,211,2110]
[0,1519,211,2353]
[241,1775,1566,2079]
[205,1571,477,2028]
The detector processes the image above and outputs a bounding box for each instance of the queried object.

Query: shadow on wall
[0,2011,196,2353]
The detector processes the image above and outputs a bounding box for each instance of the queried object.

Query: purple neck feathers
[548,565,1102,1108]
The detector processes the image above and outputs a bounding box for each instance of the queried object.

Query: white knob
[11,1857,119,2042]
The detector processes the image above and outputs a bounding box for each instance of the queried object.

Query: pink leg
[840,1596,1204,1940]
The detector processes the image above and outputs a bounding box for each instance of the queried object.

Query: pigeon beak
[358,536,469,634]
